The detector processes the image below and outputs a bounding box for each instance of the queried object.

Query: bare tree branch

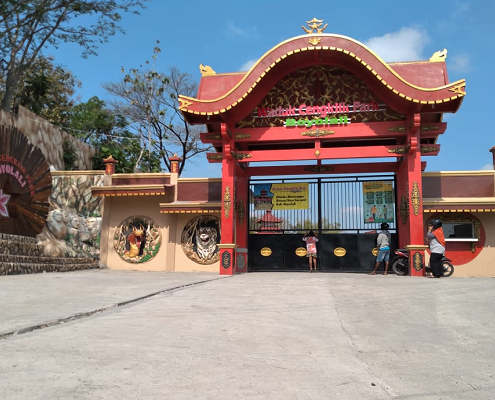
[0,0,149,111]
[103,46,212,174]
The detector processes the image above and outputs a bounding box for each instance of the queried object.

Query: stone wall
[36,171,105,258]
[0,105,94,170]
[0,233,99,275]
[1,108,106,274]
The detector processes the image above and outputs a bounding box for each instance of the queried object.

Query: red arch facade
[180,26,466,276]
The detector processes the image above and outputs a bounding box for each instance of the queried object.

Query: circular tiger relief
[181,215,221,265]
[113,216,161,263]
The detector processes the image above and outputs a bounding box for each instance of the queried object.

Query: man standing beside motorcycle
[426,219,446,278]
[369,223,391,275]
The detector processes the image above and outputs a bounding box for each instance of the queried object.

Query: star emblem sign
[0,189,11,217]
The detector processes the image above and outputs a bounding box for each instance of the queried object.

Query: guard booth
[178,19,465,276]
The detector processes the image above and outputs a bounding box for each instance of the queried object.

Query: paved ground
[1,269,494,399]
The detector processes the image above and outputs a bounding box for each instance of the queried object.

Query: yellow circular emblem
[372,247,379,257]
[334,247,346,257]
[260,247,272,257]
[295,247,307,257]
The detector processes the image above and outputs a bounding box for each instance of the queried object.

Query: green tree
[12,55,80,126]
[103,44,211,174]
[0,0,148,112]
[286,218,341,232]
[66,96,160,173]
[67,96,117,143]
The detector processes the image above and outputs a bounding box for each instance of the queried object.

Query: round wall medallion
[181,215,221,265]
[113,216,161,263]
[372,247,379,257]
[334,247,346,257]
[260,247,272,256]
[0,126,52,237]
[295,247,307,257]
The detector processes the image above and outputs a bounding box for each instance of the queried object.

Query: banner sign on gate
[363,181,394,224]
[253,183,309,210]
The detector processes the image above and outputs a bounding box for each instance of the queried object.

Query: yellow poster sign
[270,183,309,210]
[363,181,394,224]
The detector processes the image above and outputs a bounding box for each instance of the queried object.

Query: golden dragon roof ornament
[199,64,216,76]
[302,18,328,45]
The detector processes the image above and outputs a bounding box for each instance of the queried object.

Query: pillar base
[405,245,429,277]
[218,244,236,275]
[235,248,248,274]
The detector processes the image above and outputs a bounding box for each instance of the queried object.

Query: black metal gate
[248,176,397,272]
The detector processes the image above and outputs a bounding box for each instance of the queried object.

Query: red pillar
[218,123,236,275]
[234,168,249,273]
[396,160,410,248]
[404,114,428,276]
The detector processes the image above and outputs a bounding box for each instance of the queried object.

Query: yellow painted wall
[100,196,221,273]
[99,195,494,276]
[101,195,174,272]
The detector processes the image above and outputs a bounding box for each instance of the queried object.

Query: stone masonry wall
[1,108,104,274]
[0,105,94,170]
[37,172,105,258]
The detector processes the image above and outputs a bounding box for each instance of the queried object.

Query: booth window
[431,213,481,252]
[443,221,474,239]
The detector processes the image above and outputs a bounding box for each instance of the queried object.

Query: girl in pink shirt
[303,230,318,272]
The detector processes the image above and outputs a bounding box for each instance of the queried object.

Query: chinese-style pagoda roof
[256,210,283,223]
[179,33,465,125]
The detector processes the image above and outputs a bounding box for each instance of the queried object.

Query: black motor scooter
[390,249,454,277]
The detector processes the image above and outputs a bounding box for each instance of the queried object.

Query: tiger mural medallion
[114,216,161,263]
[181,215,221,265]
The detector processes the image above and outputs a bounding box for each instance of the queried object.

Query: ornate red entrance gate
[248,176,397,272]
[179,19,466,276]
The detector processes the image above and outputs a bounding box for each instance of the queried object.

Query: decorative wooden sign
[0,126,52,237]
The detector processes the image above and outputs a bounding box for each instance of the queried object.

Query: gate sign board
[253,183,309,210]
[0,126,51,237]
[363,181,394,224]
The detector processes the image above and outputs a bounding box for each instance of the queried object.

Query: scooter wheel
[391,259,408,276]
[442,261,454,277]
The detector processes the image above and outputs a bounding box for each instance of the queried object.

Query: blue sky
[47,0,495,177]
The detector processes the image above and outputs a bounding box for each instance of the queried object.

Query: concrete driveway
[1,270,494,399]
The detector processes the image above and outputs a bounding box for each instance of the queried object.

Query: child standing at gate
[369,223,391,275]
[303,230,318,272]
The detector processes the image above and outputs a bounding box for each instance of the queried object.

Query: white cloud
[226,20,258,39]
[239,59,256,72]
[452,1,470,18]
[449,53,471,73]
[480,163,493,171]
[363,27,430,62]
